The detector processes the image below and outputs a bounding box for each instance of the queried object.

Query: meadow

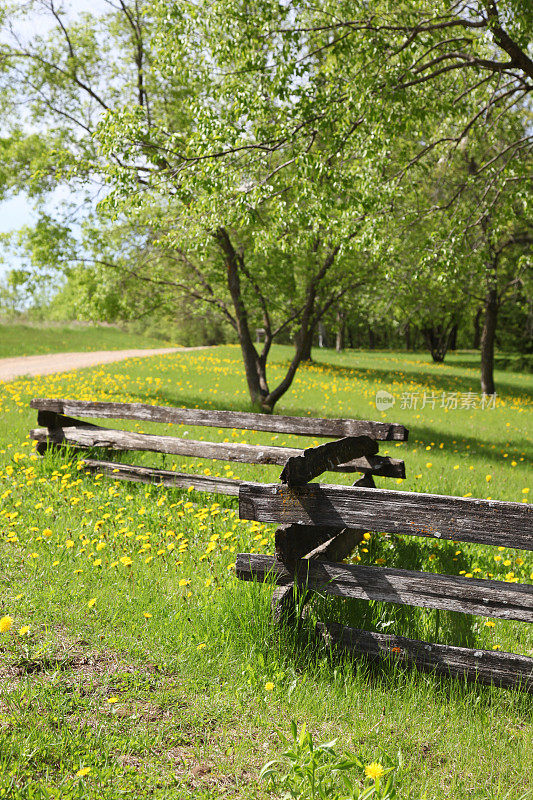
[0,344,531,799]
[0,322,176,359]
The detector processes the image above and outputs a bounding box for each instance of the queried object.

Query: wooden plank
[274,525,363,569]
[280,436,378,485]
[317,622,533,692]
[235,554,533,622]
[238,483,533,551]
[77,458,242,495]
[30,398,408,440]
[37,410,100,429]
[304,529,364,563]
[29,425,403,476]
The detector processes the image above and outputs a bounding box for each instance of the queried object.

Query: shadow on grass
[232,579,533,712]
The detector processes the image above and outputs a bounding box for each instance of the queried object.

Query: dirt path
[0,347,205,383]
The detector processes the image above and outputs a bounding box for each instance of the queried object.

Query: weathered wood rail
[236,466,533,692]
[29,398,408,495]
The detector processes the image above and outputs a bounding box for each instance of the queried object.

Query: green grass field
[0,345,531,799]
[0,322,177,358]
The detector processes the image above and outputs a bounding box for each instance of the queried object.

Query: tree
[1,0,530,402]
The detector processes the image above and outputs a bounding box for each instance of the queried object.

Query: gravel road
[0,347,196,383]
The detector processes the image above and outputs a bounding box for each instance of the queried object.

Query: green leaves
[259,721,401,799]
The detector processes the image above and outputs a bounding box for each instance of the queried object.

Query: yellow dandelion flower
[178,579,190,587]
[107,697,119,704]
[76,767,91,777]
[197,643,206,650]
[365,762,385,782]
[485,475,492,482]
[485,620,495,627]
[42,528,53,538]
[87,598,97,608]
[119,556,133,566]
[0,615,13,633]
[264,681,274,691]
[143,612,152,619]
[18,626,30,636]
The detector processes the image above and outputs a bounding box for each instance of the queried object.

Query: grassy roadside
[0,345,531,799]
[0,323,178,358]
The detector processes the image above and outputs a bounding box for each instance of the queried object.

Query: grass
[0,322,178,358]
[0,344,531,799]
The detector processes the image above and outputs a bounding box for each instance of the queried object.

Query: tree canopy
[0,0,531,407]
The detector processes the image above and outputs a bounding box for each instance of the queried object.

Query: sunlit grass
[0,344,531,799]
[0,322,178,358]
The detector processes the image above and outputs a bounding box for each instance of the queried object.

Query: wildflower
[143,612,152,619]
[485,620,495,627]
[0,615,13,633]
[87,598,97,608]
[107,697,119,704]
[76,767,91,777]
[365,762,385,782]
[42,528,53,538]
[119,556,133,566]
[197,643,206,650]
[485,474,492,482]
[264,681,274,691]
[178,579,190,587]
[18,626,30,636]
[65,540,74,549]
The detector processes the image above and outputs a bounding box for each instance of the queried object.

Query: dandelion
[18,626,30,636]
[143,612,152,619]
[365,762,385,782]
[485,620,495,627]
[87,598,97,608]
[264,681,274,692]
[485,474,492,482]
[197,643,206,650]
[42,528,53,538]
[76,767,91,777]
[178,579,190,587]
[119,556,133,566]
[65,540,74,548]
[107,697,119,704]
[0,615,13,633]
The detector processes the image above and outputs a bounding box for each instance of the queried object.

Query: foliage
[260,721,400,799]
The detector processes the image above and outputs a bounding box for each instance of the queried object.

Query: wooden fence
[29,398,408,495]
[236,455,533,692]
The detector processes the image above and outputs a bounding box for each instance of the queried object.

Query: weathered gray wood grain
[235,554,533,622]
[317,622,533,692]
[238,483,532,551]
[79,458,241,495]
[30,398,408,440]
[29,425,404,476]
[280,436,378,485]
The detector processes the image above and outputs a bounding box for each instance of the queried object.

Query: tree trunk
[318,320,326,348]
[480,288,498,395]
[336,308,345,352]
[300,334,313,361]
[422,325,454,363]
[449,324,458,351]
[405,323,411,351]
[215,227,269,410]
[473,307,483,349]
